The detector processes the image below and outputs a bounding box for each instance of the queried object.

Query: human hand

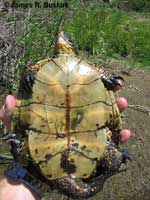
[0,95,16,128]
[0,176,38,200]
[114,82,131,143]
[0,97,37,200]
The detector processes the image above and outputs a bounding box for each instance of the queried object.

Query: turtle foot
[121,148,132,164]
[101,75,124,91]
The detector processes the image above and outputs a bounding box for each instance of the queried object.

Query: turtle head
[54,31,78,56]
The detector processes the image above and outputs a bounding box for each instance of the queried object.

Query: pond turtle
[6,31,131,199]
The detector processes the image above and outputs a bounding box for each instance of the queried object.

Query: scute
[29,128,108,179]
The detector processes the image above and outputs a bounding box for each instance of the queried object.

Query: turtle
[5,31,131,199]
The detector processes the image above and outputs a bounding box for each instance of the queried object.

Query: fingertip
[120,129,131,143]
[116,97,128,112]
[5,95,16,113]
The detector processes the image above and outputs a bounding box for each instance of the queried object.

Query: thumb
[0,95,16,127]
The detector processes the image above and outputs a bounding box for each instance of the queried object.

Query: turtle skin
[9,32,131,199]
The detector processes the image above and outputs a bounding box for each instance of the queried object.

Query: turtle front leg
[18,59,51,99]
[20,59,51,92]
[101,75,124,91]
[99,67,124,91]
[53,172,121,199]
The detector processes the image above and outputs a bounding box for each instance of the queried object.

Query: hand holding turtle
[0,95,16,128]
[0,95,38,200]
[0,176,38,200]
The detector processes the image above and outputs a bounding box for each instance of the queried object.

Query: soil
[0,65,150,200]
[93,65,150,200]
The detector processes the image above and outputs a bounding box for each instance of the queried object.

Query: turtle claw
[23,72,35,91]
[3,133,19,144]
[121,148,132,164]
[113,76,124,81]
[102,75,124,91]
[3,133,22,156]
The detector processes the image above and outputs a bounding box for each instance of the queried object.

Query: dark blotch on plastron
[109,113,113,119]
[81,145,87,151]
[71,111,84,130]
[83,173,87,177]
[47,174,52,178]
[60,151,76,174]
[35,149,38,154]
[45,153,52,160]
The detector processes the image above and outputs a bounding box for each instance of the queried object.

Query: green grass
[18,10,66,72]
[18,3,150,71]
[64,5,150,68]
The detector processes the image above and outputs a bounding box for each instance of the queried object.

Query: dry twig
[0,0,30,92]
[128,104,150,116]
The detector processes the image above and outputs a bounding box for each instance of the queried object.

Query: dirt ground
[0,65,150,200]
[93,65,150,200]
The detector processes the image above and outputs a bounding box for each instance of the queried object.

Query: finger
[4,95,16,116]
[116,97,128,112]
[0,95,16,127]
[120,129,131,143]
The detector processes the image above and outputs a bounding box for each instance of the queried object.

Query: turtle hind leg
[98,142,132,174]
[52,143,132,199]
[52,172,120,199]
